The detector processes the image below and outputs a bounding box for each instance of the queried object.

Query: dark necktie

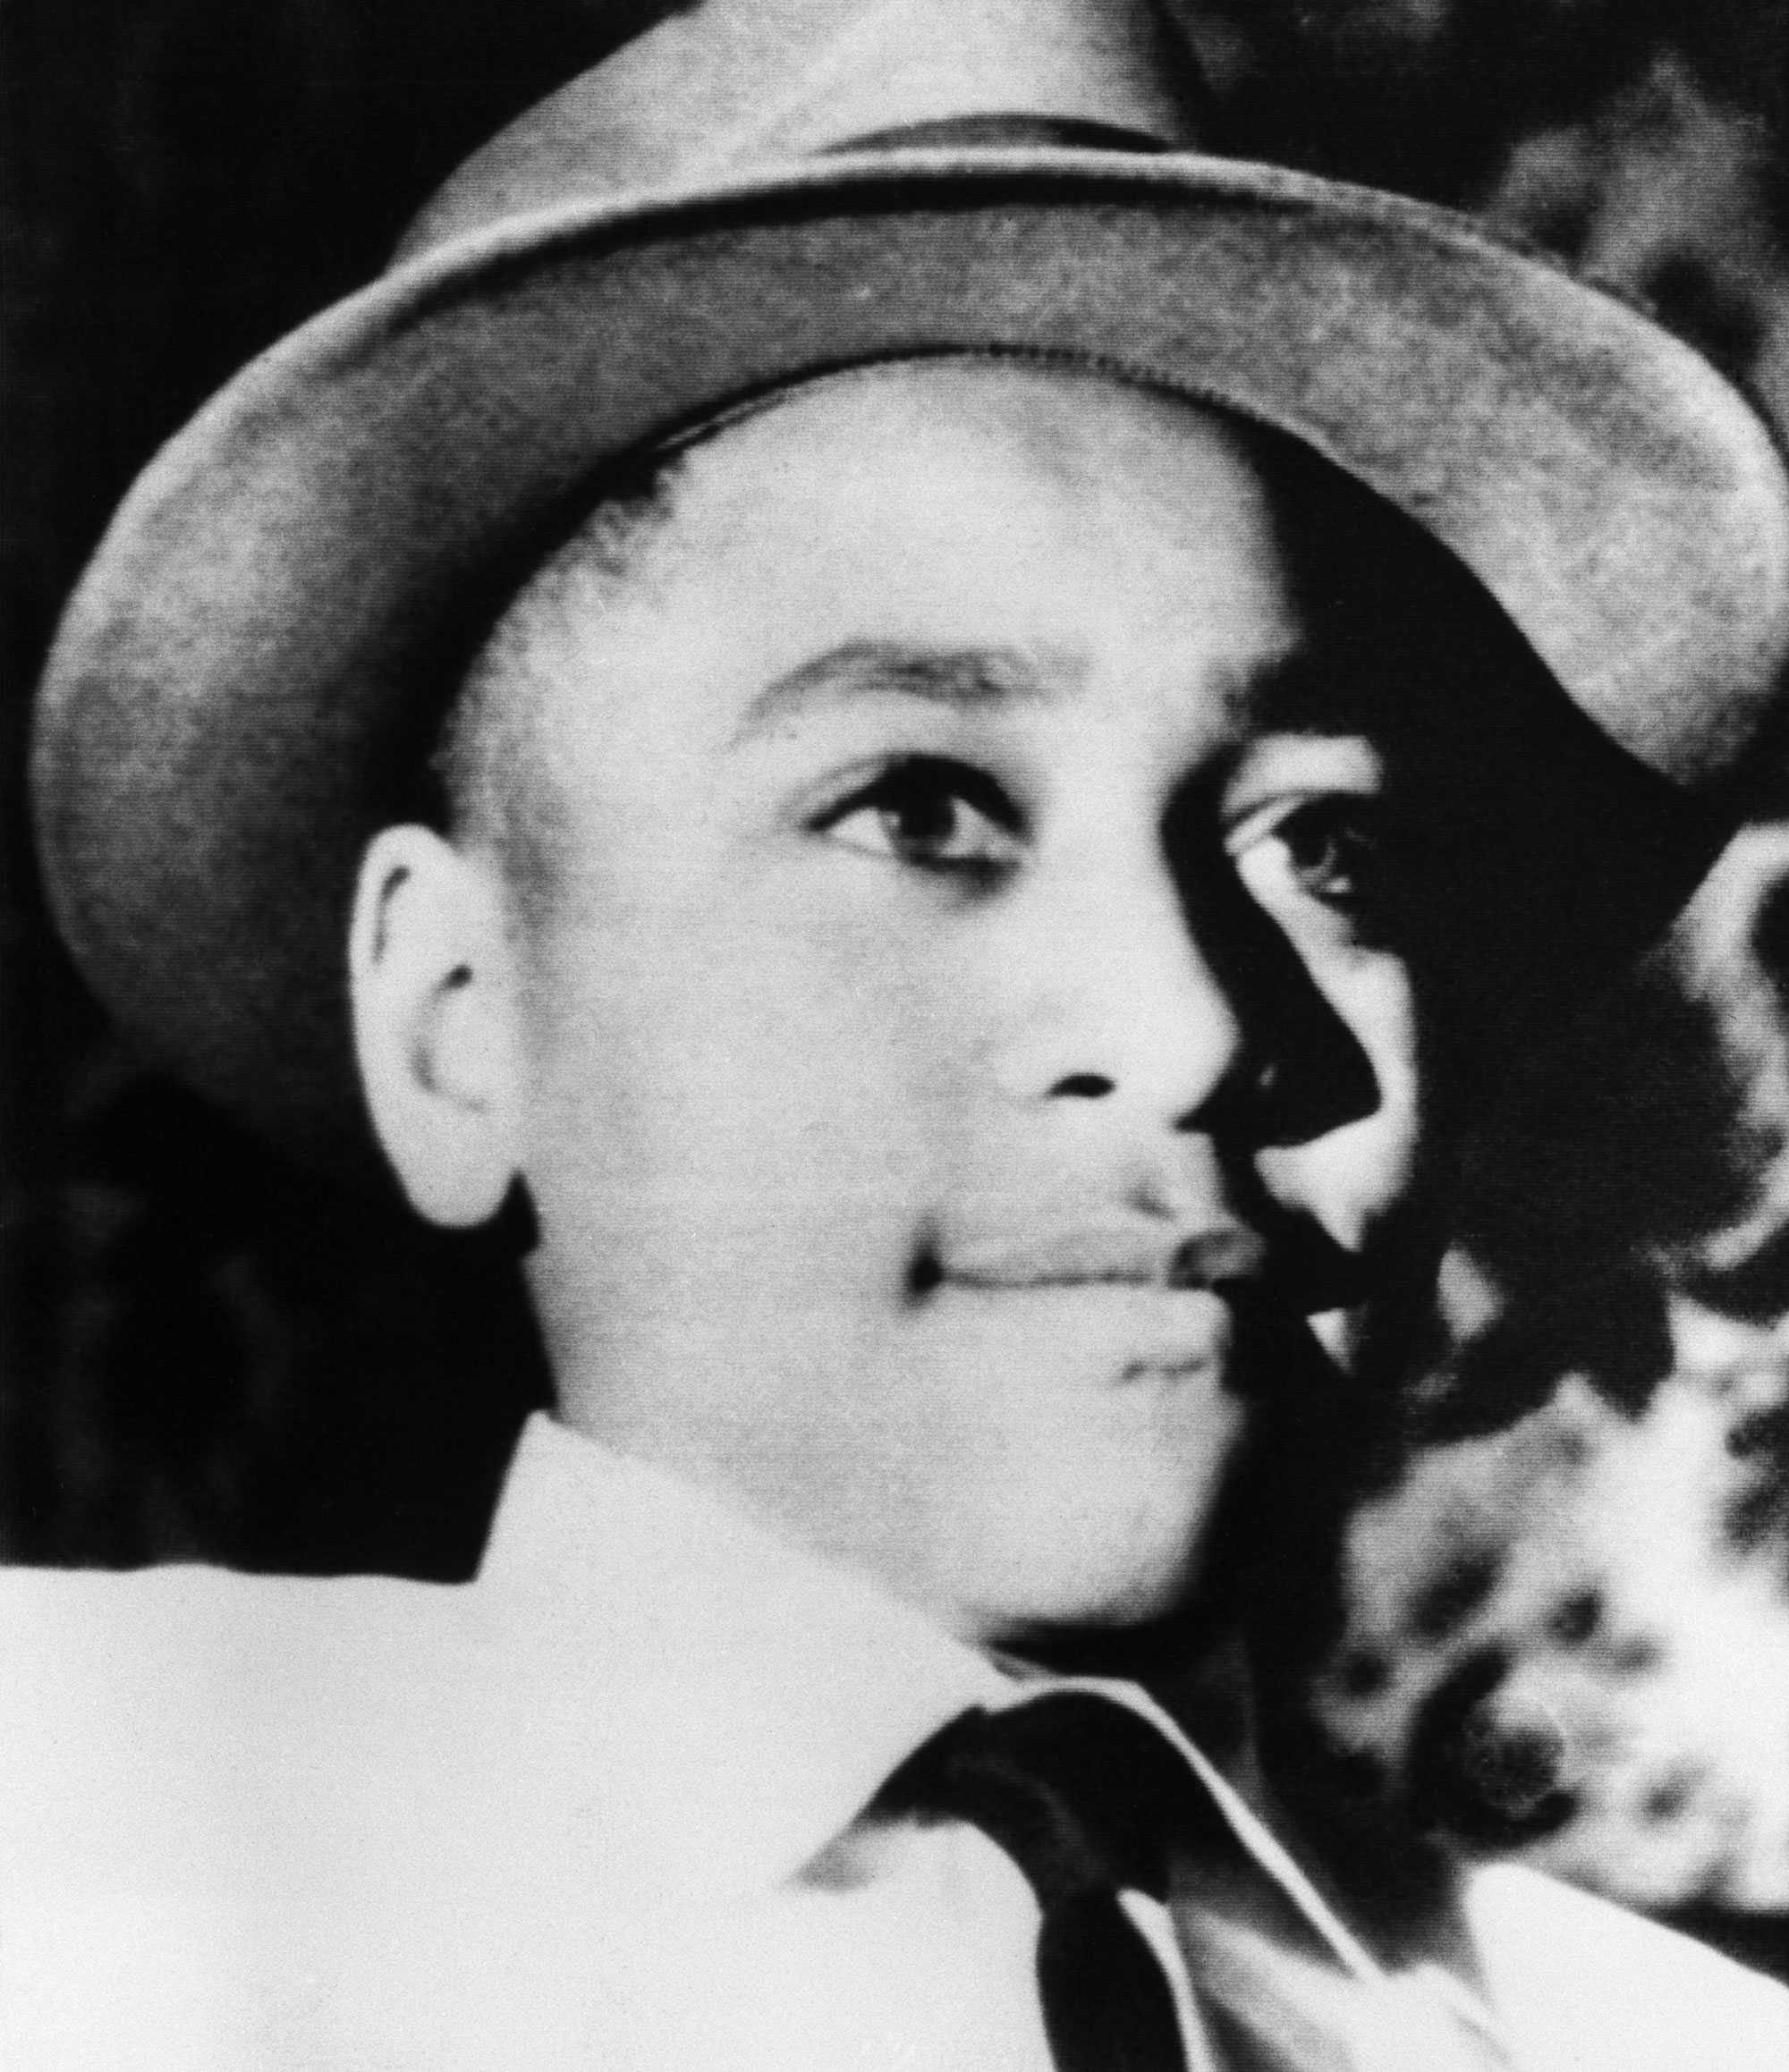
[876,1689,1216,2072]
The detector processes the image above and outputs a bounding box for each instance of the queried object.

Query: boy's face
[390,365,1455,1645]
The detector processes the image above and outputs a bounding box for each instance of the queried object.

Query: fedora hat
[32,0,1789,1171]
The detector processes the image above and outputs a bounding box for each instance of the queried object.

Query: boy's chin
[935,1495,1232,1662]
[966,1569,1242,1685]
[911,1374,1255,1654]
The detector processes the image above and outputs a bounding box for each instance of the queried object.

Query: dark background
[5,0,1789,1959]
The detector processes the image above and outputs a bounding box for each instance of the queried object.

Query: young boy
[8,2,1789,2066]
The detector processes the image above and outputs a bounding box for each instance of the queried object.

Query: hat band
[829,114,1174,156]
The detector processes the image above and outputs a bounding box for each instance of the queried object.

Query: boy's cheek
[1253,952,1429,1247]
[1256,1078,1429,1266]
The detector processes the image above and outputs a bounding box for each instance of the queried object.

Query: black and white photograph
[4,3,1788,2064]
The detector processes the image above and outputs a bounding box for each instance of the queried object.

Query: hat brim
[32,147,1789,1167]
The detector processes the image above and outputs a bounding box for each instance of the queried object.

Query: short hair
[430,446,690,928]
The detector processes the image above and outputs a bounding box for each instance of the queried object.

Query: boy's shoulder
[0,1559,486,1881]
[0,1557,471,1749]
[0,1558,657,2065]
[1463,1860,1789,2072]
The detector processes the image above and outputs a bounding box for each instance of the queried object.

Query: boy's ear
[348,825,524,1227]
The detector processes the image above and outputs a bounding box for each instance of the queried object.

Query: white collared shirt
[0,1413,1781,2069]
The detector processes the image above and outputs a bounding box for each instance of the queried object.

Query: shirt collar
[475,1412,1012,1893]
[474,1417,1454,1985]
[471,1414,1515,2056]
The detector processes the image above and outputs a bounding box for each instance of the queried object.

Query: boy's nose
[990,860,1251,1132]
[988,852,1379,1148]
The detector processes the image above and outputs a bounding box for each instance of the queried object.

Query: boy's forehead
[662,358,1286,539]
[489,359,1460,765]
[500,360,1320,702]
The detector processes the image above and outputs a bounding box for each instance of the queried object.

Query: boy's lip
[938,1222,1269,1292]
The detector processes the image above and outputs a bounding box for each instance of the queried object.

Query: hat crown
[397,0,1209,261]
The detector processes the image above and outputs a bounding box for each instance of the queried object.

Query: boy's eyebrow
[1243,647,1378,736]
[733,640,1055,741]
[731,637,1373,743]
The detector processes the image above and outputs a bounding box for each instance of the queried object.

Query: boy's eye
[812,757,1022,873]
[1228,795,1384,926]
